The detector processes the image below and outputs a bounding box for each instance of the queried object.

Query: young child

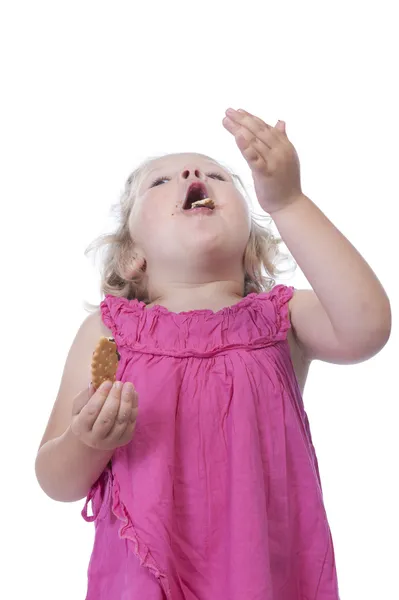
[35,108,391,599]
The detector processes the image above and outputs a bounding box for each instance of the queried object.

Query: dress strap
[81,467,112,523]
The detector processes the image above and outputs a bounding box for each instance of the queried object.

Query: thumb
[72,386,93,416]
[276,120,286,133]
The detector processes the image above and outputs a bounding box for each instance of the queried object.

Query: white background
[1,1,397,598]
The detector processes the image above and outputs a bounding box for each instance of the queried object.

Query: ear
[123,252,146,280]
[118,241,146,280]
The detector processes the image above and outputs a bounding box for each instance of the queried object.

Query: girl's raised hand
[70,381,138,451]
[222,108,303,215]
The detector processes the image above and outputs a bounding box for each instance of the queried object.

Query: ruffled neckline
[100,285,294,357]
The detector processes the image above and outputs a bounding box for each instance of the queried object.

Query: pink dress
[82,284,340,599]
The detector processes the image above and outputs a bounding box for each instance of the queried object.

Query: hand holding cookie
[70,380,138,451]
[70,337,138,451]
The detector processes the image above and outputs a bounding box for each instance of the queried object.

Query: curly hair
[84,153,296,311]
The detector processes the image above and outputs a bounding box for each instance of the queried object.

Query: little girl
[35,108,391,599]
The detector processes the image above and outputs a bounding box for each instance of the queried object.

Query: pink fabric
[82,285,340,599]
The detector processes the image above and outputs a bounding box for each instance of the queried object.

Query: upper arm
[38,310,113,449]
[288,288,390,365]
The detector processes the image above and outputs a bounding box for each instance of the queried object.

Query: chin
[184,233,246,263]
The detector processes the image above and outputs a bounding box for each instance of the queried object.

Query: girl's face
[129,153,251,277]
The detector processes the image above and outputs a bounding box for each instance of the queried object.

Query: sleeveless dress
[82,284,340,599]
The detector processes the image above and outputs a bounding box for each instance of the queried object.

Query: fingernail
[101,381,113,391]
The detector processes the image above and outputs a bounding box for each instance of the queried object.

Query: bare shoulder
[38,309,113,449]
[69,309,114,354]
[89,309,114,338]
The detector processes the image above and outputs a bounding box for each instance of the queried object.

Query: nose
[180,167,205,181]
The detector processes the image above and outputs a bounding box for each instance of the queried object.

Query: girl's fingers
[223,117,270,172]
[92,382,123,439]
[223,116,272,166]
[72,389,91,417]
[106,383,138,441]
[72,380,138,448]
[81,381,118,435]
[225,108,280,148]
[234,133,262,161]
[71,381,110,420]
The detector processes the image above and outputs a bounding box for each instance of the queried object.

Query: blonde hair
[84,154,296,310]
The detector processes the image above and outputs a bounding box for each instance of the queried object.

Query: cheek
[129,205,149,247]
[130,201,173,249]
[228,201,252,248]
[228,197,251,228]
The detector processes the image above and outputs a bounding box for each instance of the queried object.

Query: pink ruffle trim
[111,473,172,600]
[100,284,295,356]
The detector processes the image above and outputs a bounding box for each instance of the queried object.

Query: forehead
[143,153,228,177]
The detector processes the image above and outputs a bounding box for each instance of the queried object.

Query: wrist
[269,192,308,218]
[63,425,114,459]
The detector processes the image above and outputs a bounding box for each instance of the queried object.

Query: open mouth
[183,182,215,210]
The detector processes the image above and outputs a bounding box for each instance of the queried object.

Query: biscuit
[191,197,215,209]
[91,337,120,390]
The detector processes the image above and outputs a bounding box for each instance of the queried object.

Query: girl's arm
[35,311,115,502]
[273,194,392,364]
[36,423,114,502]
[222,109,391,365]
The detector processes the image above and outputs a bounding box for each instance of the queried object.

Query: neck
[146,279,245,313]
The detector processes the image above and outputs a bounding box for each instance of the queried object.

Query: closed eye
[150,176,170,187]
[207,172,227,181]
[150,171,228,188]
